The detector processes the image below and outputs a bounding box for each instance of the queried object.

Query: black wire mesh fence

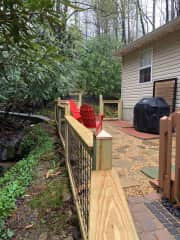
[67,124,93,236]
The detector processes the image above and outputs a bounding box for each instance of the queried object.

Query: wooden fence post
[118,99,123,120]
[65,122,69,163]
[79,92,82,107]
[54,100,57,123]
[159,117,168,190]
[99,94,104,115]
[94,130,112,170]
[65,103,70,116]
[58,106,62,137]
[174,112,180,202]
[159,116,172,199]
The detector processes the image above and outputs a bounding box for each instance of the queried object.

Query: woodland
[0,0,180,110]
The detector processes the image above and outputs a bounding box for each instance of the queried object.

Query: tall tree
[177,0,180,16]
[153,0,156,29]
[171,0,175,19]
[166,0,169,22]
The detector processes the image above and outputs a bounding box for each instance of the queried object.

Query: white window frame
[139,48,153,84]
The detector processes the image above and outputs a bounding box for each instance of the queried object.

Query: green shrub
[0,125,53,239]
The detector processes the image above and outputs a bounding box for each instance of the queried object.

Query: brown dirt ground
[7,122,81,240]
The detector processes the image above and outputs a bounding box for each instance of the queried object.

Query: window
[139,48,152,83]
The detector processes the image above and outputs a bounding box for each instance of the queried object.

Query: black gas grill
[133,97,170,134]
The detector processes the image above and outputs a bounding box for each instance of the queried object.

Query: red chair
[69,99,82,122]
[80,104,103,132]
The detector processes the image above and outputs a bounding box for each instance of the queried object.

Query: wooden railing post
[118,99,123,120]
[174,112,180,202]
[159,116,172,200]
[94,130,112,170]
[78,92,82,107]
[99,94,104,115]
[65,103,70,116]
[65,121,69,163]
[159,116,168,190]
[58,106,62,137]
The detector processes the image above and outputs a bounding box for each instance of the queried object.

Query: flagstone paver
[104,120,176,196]
[103,120,178,240]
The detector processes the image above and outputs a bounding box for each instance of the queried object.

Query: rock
[7,145,16,160]
[39,232,48,240]
[68,210,73,217]
[73,229,81,240]
[1,148,7,161]
[0,128,26,161]
[63,192,71,202]
[64,236,73,240]
[51,236,60,240]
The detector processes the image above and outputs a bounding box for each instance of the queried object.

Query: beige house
[116,17,180,121]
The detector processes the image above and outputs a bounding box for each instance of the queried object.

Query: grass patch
[29,180,67,211]
[0,125,53,239]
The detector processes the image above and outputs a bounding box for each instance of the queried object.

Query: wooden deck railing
[55,98,70,148]
[99,94,123,120]
[55,98,138,240]
[159,111,180,203]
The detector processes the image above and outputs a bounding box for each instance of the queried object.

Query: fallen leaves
[24,223,34,230]
[45,168,61,179]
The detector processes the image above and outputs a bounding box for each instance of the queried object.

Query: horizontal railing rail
[55,98,138,240]
[99,94,122,120]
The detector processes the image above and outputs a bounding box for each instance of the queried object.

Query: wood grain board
[65,115,93,147]
[89,168,139,240]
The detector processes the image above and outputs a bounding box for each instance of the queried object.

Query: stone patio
[103,120,178,240]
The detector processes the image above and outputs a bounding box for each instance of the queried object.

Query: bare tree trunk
[127,0,131,42]
[153,0,156,29]
[120,0,126,44]
[171,0,175,19]
[177,0,180,16]
[113,0,119,40]
[137,0,145,36]
[74,1,79,26]
[136,1,139,38]
[166,0,169,23]
[95,0,101,36]
[122,18,126,44]
[84,12,88,40]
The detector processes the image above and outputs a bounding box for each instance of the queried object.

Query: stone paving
[104,121,160,195]
[128,193,178,240]
[103,120,178,240]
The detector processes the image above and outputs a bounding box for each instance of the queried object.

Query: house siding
[122,31,180,121]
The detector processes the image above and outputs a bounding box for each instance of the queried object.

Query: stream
[0,113,48,177]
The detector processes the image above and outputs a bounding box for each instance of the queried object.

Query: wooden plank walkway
[89,169,139,240]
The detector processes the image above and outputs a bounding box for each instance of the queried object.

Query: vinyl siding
[122,31,180,121]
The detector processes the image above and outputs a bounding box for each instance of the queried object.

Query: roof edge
[115,17,180,57]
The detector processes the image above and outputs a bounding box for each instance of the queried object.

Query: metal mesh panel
[67,124,93,235]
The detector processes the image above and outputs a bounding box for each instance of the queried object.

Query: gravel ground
[104,121,176,197]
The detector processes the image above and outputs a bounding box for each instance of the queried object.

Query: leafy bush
[18,127,43,156]
[75,36,122,98]
[0,1,80,109]
[0,125,53,239]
